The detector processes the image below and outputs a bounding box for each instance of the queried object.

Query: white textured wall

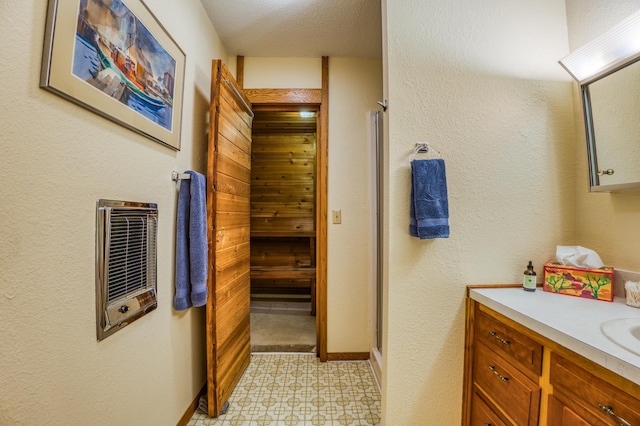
[566,0,640,270]
[382,0,575,424]
[0,1,227,424]
[327,58,383,352]
[243,57,322,89]
[242,57,383,353]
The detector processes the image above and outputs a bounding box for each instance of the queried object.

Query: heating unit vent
[96,199,158,340]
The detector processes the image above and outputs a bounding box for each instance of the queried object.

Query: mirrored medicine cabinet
[559,10,640,192]
[581,58,640,192]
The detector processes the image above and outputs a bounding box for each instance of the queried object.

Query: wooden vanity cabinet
[465,301,542,425]
[463,295,640,426]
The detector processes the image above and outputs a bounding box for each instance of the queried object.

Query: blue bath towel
[410,159,450,239]
[174,170,209,310]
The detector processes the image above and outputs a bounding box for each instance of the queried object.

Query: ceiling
[199,0,382,57]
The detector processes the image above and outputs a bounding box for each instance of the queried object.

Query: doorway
[244,69,329,360]
[249,109,318,353]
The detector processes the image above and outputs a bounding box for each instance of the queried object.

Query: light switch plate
[332,209,342,224]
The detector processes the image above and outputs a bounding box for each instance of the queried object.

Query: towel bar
[410,142,430,161]
[172,171,191,181]
[410,142,442,161]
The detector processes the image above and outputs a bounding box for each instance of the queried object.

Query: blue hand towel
[174,170,209,310]
[174,176,191,310]
[410,159,450,239]
[188,171,208,307]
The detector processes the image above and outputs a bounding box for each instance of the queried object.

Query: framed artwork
[40,0,186,150]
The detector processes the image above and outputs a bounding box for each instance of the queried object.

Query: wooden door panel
[217,153,251,183]
[215,174,251,198]
[218,137,251,170]
[206,59,253,417]
[215,270,250,303]
[219,97,252,142]
[214,258,250,288]
[215,290,250,344]
[215,227,250,249]
[220,96,252,137]
[219,115,252,154]
[215,324,250,396]
[220,86,252,128]
[215,242,250,269]
[215,193,251,215]
[215,211,251,229]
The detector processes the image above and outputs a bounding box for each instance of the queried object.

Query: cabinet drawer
[470,390,508,426]
[474,342,540,426]
[475,307,543,377]
[550,352,640,425]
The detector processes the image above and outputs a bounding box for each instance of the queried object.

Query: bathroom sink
[601,318,640,356]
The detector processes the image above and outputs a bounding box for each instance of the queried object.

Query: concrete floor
[250,300,316,353]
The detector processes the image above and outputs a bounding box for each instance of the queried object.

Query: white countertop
[470,287,640,386]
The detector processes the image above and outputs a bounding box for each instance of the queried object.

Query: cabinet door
[547,395,590,426]
[470,391,508,426]
[550,352,640,425]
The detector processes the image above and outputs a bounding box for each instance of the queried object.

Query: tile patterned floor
[188,354,381,426]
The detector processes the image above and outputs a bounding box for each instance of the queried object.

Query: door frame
[242,57,329,361]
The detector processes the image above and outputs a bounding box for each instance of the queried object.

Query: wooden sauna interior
[249,109,318,315]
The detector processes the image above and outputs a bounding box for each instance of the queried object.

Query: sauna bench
[250,231,316,238]
[249,232,316,315]
[463,286,640,425]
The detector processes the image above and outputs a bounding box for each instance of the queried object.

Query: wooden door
[206,60,253,417]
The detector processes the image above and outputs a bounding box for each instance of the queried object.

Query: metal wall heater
[95,199,158,341]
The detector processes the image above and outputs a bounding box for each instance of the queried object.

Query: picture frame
[40,0,186,150]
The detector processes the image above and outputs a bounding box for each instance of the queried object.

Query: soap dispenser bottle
[523,261,537,292]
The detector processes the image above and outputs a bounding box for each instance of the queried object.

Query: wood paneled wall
[250,111,317,297]
[251,129,317,233]
[251,237,313,267]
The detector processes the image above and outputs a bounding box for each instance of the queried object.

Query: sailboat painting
[41,0,186,150]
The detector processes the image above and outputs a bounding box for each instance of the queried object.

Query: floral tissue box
[543,261,614,302]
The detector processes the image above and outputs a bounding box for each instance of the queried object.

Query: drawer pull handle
[598,404,632,426]
[488,365,509,382]
[489,331,510,345]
